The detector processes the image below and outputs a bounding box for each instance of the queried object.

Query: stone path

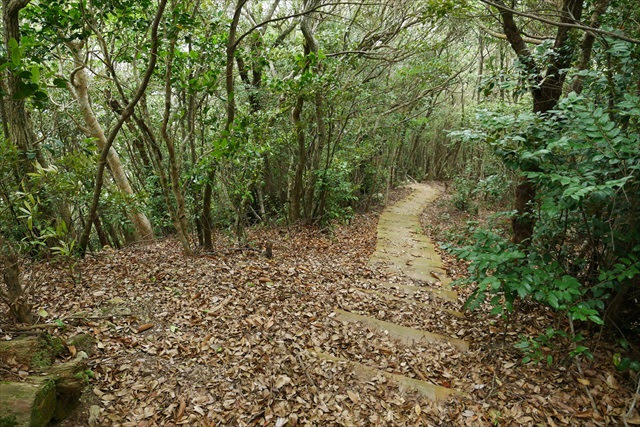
[317,183,468,400]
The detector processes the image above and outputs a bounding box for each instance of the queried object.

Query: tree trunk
[290,95,306,222]
[161,38,192,255]
[68,42,154,242]
[201,175,214,249]
[2,0,40,175]
[0,236,32,323]
[103,215,122,249]
[494,0,585,245]
[571,0,610,94]
[92,216,109,249]
[199,0,247,249]
[76,0,166,256]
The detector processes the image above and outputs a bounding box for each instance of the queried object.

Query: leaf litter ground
[1,185,637,426]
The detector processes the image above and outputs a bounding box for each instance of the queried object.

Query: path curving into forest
[318,182,469,400]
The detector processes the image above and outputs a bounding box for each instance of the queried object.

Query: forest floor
[1,183,637,426]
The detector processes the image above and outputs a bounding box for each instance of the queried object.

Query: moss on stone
[0,379,56,427]
[29,334,66,370]
[69,333,96,356]
[31,379,57,427]
[31,350,53,369]
[45,334,65,356]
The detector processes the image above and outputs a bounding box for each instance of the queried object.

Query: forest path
[320,182,468,400]
[371,182,453,291]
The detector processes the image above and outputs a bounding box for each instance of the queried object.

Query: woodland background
[1,0,640,423]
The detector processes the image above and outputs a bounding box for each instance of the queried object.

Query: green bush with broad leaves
[445,42,640,367]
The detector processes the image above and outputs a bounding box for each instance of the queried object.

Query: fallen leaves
[0,186,635,425]
[136,323,154,333]
[274,375,292,389]
[577,377,591,386]
[175,399,186,421]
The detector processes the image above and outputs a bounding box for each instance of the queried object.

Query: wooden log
[0,379,57,427]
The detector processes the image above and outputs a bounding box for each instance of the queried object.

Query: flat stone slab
[309,349,461,401]
[334,309,469,351]
[370,183,454,290]
[377,282,458,302]
[356,288,463,318]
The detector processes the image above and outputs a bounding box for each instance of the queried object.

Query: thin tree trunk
[301,3,327,222]
[103,215,122,249]
[200,0,247,249]
[0,75,11,141]
[0,235,32,323]
[494,0,584,245]
[201,175,214,249]
[68,42,154,243]
[93,216,109,249]
[290,95,306,222]
[161,37,192,255]
[77,0,166,256]
[571,0,609,94]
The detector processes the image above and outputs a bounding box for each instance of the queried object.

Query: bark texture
[0,236,32,323]
[495,0,585,244]
[2,0,40,175]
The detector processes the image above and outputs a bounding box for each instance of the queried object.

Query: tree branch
[6,0,31,15]
[480,0,640,44]
[233,1,385,48]
[78,0,167,255]
[477,23,543,45]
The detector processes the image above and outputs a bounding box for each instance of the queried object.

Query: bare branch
[480,0,640,44]
[234,2,386,48]
[477,23,543,45]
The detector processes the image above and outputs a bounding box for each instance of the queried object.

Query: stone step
[375,256,447,273]
[334,309,469,351]
[308,349,462,401]
[377,282,458,302]
[400,269,452,288]
[355,288,464,318]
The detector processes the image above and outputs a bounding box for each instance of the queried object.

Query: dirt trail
[323,182,468,399]
[16,183,483,424]
[12,182,623,424]
[371,182,452,289]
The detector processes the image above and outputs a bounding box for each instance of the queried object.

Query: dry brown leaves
[0,187,636,426]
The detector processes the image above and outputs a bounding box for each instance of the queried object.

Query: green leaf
[53,77,68,89]
[30,65,40,84]
[547,293,559,309]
